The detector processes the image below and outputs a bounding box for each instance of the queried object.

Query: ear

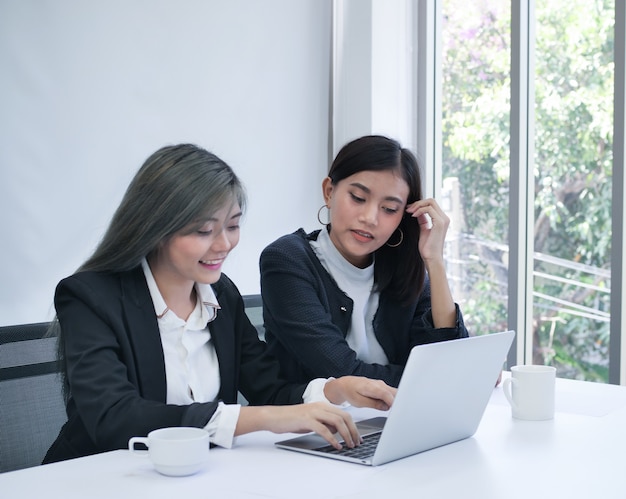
[321,177,334,204]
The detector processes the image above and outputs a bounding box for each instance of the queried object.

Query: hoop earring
[317,205,330,226]
[386,228,404,248]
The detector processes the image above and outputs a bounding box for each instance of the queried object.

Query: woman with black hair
[260,135,469,387]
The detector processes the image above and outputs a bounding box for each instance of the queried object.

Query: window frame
[422,0,626,384]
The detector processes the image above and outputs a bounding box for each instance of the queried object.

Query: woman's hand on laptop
[237,403,362,450]
[324,376,397,412]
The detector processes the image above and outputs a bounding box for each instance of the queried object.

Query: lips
[200,259,223,269]
[351,229,374,243]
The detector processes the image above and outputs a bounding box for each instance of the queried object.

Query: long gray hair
[51,143,246,400]
[80,143,246,272]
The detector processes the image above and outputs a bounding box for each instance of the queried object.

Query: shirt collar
[314,226,374,279]
[141,258,221,320]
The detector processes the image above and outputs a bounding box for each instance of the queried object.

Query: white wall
[332,0,418,155]
[0,0,331,325]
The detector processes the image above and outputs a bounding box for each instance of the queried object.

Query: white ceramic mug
[502,365,556,420]
[128,427,210,476]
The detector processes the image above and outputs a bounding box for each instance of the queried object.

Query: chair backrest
[243,294,265,341]
[0,322,67,473]
[237,294,265,405]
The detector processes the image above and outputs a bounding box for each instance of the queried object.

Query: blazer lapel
[209,286,237,403]
[120,267,168,403]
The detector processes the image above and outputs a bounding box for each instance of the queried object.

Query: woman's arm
[236,403,360,450]
[236,377,396,449]
[422,258,457,329]
[217,275,397,450]
[406,198,457,329]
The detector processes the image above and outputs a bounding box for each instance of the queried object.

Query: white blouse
[310,229,389,365]
[141,259,331,448]
[141,259,238,448]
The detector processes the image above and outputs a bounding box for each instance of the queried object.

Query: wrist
[423,257,446,275]
[323,378,345,405]
[236,406,272,435]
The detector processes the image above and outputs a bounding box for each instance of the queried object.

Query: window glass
[533,0,613,381]
[442,0,614,382]
[441,0,512,337]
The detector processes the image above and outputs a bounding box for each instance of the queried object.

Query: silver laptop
[275,330,515,466]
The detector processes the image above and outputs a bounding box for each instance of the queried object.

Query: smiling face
[323,169,409,268]
[149,201,242,290]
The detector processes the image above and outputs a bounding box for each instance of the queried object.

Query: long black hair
[327,135,424,303]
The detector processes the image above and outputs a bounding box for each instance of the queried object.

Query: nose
[359,202,378,226]
[212,228,233,252]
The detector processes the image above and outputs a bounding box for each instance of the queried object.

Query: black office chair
[237,294,266,406]
[0,322,67,473]
[243,294,265,341]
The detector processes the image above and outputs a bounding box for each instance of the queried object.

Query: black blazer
[260,229,469,387]
[43,266,306,464]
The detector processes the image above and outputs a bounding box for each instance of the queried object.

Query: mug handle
[502,377,519,412]
[128,436,150,456]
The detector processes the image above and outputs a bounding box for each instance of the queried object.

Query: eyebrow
[203,211,243,223]
[349,182,405,204]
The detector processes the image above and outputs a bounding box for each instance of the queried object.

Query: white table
[2,375,626,499]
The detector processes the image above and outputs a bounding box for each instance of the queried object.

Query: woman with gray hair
[43,143,395,464]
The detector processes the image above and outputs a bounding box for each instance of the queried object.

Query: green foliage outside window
[442,0,613,382]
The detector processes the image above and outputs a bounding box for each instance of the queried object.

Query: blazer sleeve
[55,273,220,453]
[260,236,404,386]
[406,276,470,348]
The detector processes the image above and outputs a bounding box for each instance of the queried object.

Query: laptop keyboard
[313,431,381,459]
